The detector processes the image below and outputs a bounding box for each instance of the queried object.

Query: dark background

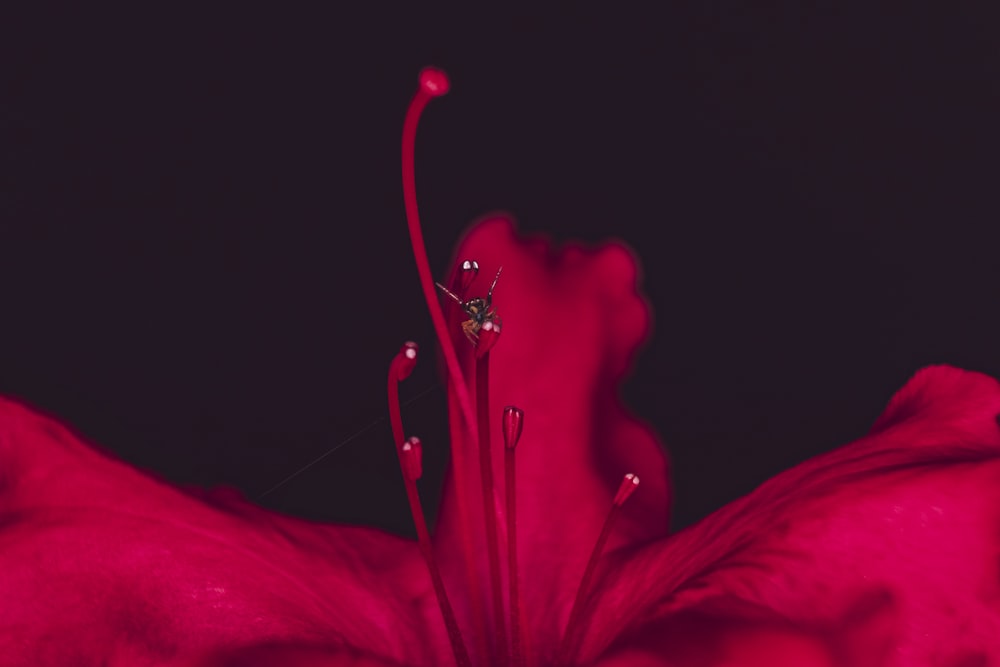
[3,6,998,533]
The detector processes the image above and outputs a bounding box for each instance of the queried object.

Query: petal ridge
[581,366,1000,665]
[431,215,670,657]
[0,396,444,666]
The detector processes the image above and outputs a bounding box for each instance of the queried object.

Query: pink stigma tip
[474,319,502,359]
[503,406,525,450]
[402,436,424,481]
[613,473,640,507]
[458,259,480,292]
[397,342,419,380]
[420,68,450,96]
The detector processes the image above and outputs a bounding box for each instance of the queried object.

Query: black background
[3,6,998,534]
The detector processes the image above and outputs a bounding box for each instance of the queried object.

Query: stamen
[613,473,640,507]
[387,343,419,448]
[476,350,508,666]
[402,68,488,662]
[400,438,472,667]
[447,385,492,665]
[503,406,525,667]
[475,318,502,358]
[556,474,641,667]
[400,436,423,481]
[459,259,480,292]
[387,347,471,667]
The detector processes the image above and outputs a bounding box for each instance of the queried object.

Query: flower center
[387,67,641,667]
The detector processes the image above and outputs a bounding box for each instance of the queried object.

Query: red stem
[449,386,491,665]
[556,508,621,667]
[401,76,478,436]
[388,353,471,667]
[476,351,508,666]
[403,476,472,667]
[505,446,524,667]
[557,474,639,665]
[402,72,488,661]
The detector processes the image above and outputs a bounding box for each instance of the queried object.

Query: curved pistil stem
[400,69,477,436]
[401,67,490,665]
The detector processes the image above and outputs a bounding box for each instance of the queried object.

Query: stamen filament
[402,68,489,662]
[388,347,471,667]
[387,342,419,446]
[556,474,641,667]
[401,440,472,667]
[476,351,508,666]
[448,387,492,665]
[503,407,526,667]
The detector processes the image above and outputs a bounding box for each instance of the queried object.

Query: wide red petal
[0,397,445,666]
[432,216,670,654]
[186,642,406,667]
[594,593,897,667]
[582,365,1000,665]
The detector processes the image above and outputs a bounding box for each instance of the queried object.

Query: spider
[435,266,502,345]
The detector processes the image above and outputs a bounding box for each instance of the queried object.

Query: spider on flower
[435,262,503,345]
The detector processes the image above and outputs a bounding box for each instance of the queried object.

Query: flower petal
[187,642,406,667]
[594,593,898,667]
[595,612,840,667]
[583,365,1000,665]
[0,398,443,666]
[432,216,670,653]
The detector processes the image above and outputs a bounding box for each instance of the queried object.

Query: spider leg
[462,319,479,345]
[486,266,502,305]
[435,282,464,306]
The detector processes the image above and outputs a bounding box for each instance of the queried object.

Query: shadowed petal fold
[0,398,443,666]
[581,365,1000,665]
[432,216,671,654]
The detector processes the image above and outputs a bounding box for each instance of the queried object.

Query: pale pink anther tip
[420,68,450,97]
[397,341,419,380]
[458,259,480,292]
[503,405,525,450]
[402,436,423,481]
[474,319,502,359]
[613,473,640,506]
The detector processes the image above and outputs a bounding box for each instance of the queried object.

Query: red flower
[2,69,1000,667]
